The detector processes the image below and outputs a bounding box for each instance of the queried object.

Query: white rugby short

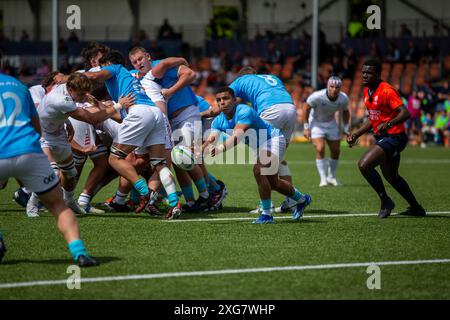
[260,103,297,143]
[258,135,287,176]
[170,105,202,147]
[310,121,340,141]
[0,153,59,194]
[40,134,73,163]
[115,104,166,148]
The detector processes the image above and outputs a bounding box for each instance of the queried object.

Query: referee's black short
[374,132,408,161]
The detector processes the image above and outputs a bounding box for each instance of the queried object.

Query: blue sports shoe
[292,194,312,221]
[252,214,274,224]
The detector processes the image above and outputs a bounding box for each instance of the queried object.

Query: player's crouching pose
[26,73,130,217]
[202,87,312,224]
[0,72,97,267]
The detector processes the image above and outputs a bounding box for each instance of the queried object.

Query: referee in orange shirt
[346,59,425,218]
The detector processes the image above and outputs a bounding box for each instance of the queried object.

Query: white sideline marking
[288,159,450,165]
[1,258,449,289]
[165,211,450,223]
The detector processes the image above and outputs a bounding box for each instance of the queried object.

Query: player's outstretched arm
[212,124,249,157]
[68,103,120,125]
[343,109,351,134]
[83,70,113,83]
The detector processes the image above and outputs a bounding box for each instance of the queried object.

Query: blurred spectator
[266,41,284,65]
[158,18,176,40]
[424,40,439,63]
[406,90,423,144]
[421,113,435,146]
[399,24,413,38]
[404,40,421,63]
[385,43,401,63]
[331,55,344,78]
[0,31,9,42]
[20,30,30,42]
[368,42,381,58]
[138,30,149,42]
[60,56,72,74]
[36,59,50,78]
[434,110,449,145]
[342,47,357,79]
[68,31,79,43]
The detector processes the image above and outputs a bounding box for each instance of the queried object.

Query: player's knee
[278,162,291,177]
[150,157,167,168]
[253,164,262,177]
[358,158,371,174]
[59,160,77,179]
[110,145,130,160]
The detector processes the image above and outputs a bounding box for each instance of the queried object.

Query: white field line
[267,159,450,165]
[1,258,450,289]
[164,211,450,223]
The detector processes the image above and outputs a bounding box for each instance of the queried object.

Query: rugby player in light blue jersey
[229,67,298,214]
[0,72,97,266]
[81,50,182,219]
[128,47,225,212]
[202,87,311,224]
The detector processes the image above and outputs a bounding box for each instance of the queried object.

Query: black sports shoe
[145,203,162,216]
[399,205,426,217]
[182,196,209,213]
[105,201,132,213]
[378,197,395,219]
[0,236,6,263]
[77,255,99,267]
[13,188,31,208]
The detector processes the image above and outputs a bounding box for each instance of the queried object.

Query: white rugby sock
[158,167,177,196]
[328,158,339,179]
[78,193,91,206]
[62,188,74,202]
[316,158,328,182]
[113,191,128,205]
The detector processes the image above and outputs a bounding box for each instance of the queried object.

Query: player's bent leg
[380,157,425,217]
[38,184,98,267]
[326,139,342,186]
[148,144,182,219]
[109,143,149,213]
[252,163,274,224]
[358,145,395,218]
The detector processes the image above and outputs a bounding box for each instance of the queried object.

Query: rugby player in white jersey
[304,76,350,187]
[27,73,133,217]
[13,71,64,210]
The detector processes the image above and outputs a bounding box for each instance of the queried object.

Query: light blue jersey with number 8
[229,74,293,115]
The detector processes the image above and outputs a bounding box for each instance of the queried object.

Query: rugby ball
[171,145,195,171]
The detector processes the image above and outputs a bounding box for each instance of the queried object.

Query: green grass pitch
[0,143,450,299]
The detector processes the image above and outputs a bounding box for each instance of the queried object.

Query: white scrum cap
[327,76,342,87]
